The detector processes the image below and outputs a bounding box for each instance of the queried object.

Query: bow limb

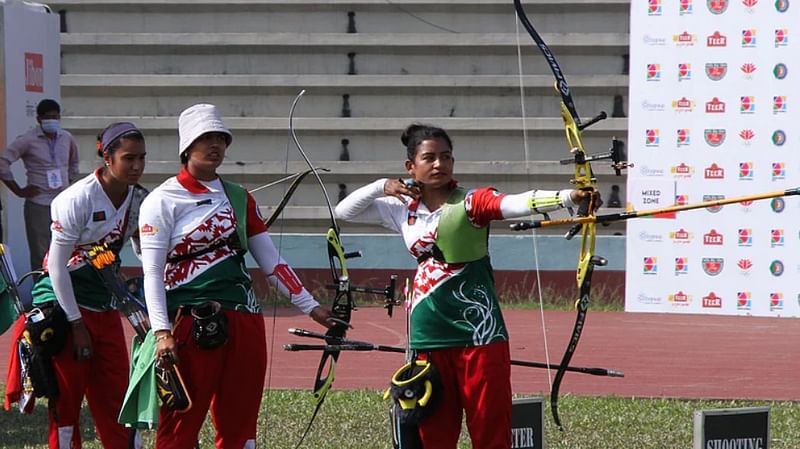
[513,0,601,430]
[287,90,354,449]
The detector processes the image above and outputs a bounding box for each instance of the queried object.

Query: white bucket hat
[178,104,232,156]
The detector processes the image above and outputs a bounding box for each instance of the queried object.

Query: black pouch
[191,301,228,350]
[24,303,68,357]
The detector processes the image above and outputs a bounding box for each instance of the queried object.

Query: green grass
[1,388,797,448]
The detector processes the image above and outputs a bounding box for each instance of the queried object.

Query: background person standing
[0,99,79,270]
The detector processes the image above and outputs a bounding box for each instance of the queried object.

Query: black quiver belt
[191,301,228,350]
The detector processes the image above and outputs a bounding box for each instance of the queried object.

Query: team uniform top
[139,168,318,331]
[335,179,574,350]
[33,169,147,318]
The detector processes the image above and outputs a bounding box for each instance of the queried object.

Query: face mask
[40,119,60,134]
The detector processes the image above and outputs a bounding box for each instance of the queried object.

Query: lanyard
[47,133,58,162]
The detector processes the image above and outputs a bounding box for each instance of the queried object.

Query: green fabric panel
[32,265,113,311]
[222,180,249,253]
[434,188,489,263]
[166,256,258,313]
[410,257,508,349]
[118,330,159,429]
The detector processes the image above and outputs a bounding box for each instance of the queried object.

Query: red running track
[1,309,798,401]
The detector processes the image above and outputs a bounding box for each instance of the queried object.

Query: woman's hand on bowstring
[570,189,603,213]
[384,178,421,204]
[70,318,94,361]
[155,330,179,367]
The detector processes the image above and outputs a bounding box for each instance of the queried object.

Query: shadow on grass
[1,401,100,448]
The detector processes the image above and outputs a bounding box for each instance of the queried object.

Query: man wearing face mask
[0,99,80,271]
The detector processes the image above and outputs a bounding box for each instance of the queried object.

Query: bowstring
[514,10,553,392]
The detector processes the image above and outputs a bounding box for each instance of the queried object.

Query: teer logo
[704,163,725,179]
[671,163,694,178]
[707,31,727,47]
[705,97,725,113]
[670,228,693,243]
[702,292,722,308]
[703,229,724,245]
[673,31,697,46]
[673,97,695,112]
[24,52,43,93]
[668,291,691,306]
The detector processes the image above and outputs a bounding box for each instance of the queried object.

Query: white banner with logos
[0,0,60,290]
[626,0,798,316]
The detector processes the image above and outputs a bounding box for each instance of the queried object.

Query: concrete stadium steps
[48,0,632,233]
[50,1,630,34]
[63,116,628,162]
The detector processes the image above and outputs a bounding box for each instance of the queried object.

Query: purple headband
[99,122,141,153]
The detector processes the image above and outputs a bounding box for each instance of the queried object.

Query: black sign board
[511,397,544,449]
[694,406,770,449]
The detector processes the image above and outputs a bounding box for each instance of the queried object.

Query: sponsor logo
[771,229,784,247]
[671,163,694,178]
[668,291,691,306]
[51,220,63,233]
[775,28,788,47]
[737,291,752,310]
[772,162,785,180]
[739,162,754,180]
[140,223,158,236]
[773,63,788,79]
[771,197,785,213]
[739,129,755,145]
[703,292,723,308]
[740,63,757,79]
[738,229,753,246]
[705,97,725,113]
[670,228,693,243]
[737,259,753,275]
[743,0,759,11]
[643,35,667,46]
[678,63,692,81]
[673,97,695,112]
[770,293,784,311]
[24,52,43,93]
[647,64,661,81]
[708,0,729,13]
[704,129,726,146]
[674,31,697,46]
[773,95,787,113]
[648,0,663,14]
[739,200,754,212]
[703,194,725,212]
[704,163,725,179]
[675,194,689,206]
[646,129,660,146]
[639,231,663,243]
[638,294,662,305]
[676,129,691,146]
[771,130,786,146]
[643,257,658,274]
[740,96,756,113]
[702,257,724,275]
[707,31,727,47]
[705,63,728,80]
[704,229,724,245]
[675,257,689,275]
[680,0,694,14]
[770,260,784,276]
[775,0,789,12]
[642,100,666,112]
[640,165,666,177]
[742,29,757,47]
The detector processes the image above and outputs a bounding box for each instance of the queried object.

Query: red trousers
[49,309,132,449]
[418,341,512,449]
[156,309,267,449]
